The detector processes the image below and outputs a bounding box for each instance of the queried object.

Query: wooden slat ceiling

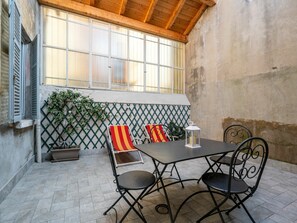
[38,0,216,43]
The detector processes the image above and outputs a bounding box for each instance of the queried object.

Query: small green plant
[167,121,185,140]
[46,89,108,150]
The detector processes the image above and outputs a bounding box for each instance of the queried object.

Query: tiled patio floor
[1,150,297,223]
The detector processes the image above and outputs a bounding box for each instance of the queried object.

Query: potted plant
[167,121,185,140]
[46,89,107,162]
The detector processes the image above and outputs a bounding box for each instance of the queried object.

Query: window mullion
[89,19,92,88]
[127,30,129,91]
[144,35,146,92]
[157,38,160,93]
[66,12,69,87]
[108,24,111,89]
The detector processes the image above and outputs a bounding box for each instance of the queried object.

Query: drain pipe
[35,119,42,163]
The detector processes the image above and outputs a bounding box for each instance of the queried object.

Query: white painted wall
[41,85,190,106]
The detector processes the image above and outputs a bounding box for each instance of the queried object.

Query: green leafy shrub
[46,89,108,149]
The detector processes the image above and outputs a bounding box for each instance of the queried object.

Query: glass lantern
[185,122,201,148]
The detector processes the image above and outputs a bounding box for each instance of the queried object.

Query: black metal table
[136,138,237,223]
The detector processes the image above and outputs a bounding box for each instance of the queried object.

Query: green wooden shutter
[9,0,22,122]
[31,35,40,120]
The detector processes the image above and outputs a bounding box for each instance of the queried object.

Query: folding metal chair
[144,124,184,188]
[209,124,253,173]
[103,134,155,223]
[174,137,269,223]
[108,125,144,167]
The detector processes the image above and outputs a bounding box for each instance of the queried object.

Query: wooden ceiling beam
[78,0,91,4]
[143,0,158,23]
[39,0,187,43]
[165,0,186,30]
[199,0,216,7]
[183,3,207,35]
[90,0,100,7]
[119,0,128,15]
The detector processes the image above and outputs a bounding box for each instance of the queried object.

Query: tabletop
[136,138,237,165]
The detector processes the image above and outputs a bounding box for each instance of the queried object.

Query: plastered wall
[0,0,39,203]
[186,0,297,163]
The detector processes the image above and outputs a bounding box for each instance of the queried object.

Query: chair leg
[196,188,228,223]
[226,193,251,215]
[173,190,209,222]
[208,187,225,223]
[127,190,143,209]
[214,163,224,173]
[103,192,126,215]
[226,194,256,223]
[120,189,148,223]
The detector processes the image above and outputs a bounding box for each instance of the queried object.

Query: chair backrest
[104,134,120,186]
[109,125,135,151]
[145,124,170,143]
[228,137,269,194]
[224,124,252,145]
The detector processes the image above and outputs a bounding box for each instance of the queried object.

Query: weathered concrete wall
[0,0,39,203]
[223,118,297,164]
[186,0,297,163]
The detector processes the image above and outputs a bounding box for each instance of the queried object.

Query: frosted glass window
[68,22,90,52]
[42,6,185,94]
[92,55,109,88]
[146,64,158,92]
[68,51,89,87]
[129,36,143,62]
[129,61,144,92]
[111,58,128,90]
[173,69,184,94]
[173,46,184,68]
[160,44,173,66]
[43,7,66,19]
[111,32,127,59]
[92,28,109,55]
[111,25,128,35]
[68,13,89,24]
[146,35,158,42]
[160,66,172,93]
[43,47,66,86]
[160,38,171,45]
[93,21,109,30]
[146,40,158,64]
[43,17,66,48]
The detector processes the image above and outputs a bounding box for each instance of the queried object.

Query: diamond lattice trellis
[41,102,190,152]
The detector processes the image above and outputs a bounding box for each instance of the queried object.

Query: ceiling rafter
[143,0,158,23]
[119,0,128,14]
[199,0,216,7]
[39,0,187,42]
[165,0,186,30]
[183,3,207,35]
[90,0,100,7]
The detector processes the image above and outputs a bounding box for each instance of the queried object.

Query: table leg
[152,159,175,223]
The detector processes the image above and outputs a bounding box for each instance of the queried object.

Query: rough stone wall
[186,0,297,163]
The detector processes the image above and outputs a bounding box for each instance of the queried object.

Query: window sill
[15,119,34,129]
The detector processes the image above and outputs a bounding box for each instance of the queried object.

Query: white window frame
[41,6,185,94]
